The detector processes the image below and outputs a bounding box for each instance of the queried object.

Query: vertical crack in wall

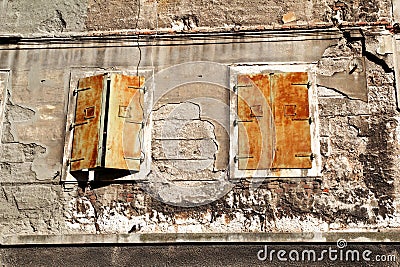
[38,9,67,33]
[88,189,101,233]
[134,0,142,77]
[315,33,398,224]
[55,10,66,29]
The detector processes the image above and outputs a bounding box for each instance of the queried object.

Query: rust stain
[270,72,312,169]
[105,74,145,171]
[70,74,104,171]
[224,214,232,224]
[174,212,189,220]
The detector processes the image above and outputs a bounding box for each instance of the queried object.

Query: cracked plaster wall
[0,71,64,236]
[1,32,400,237]
[0,0,87,34]
[0,0,399,240]
[0,0,393,34]
[60,34,400,235]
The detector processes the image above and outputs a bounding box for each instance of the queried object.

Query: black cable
[135,0,142,82]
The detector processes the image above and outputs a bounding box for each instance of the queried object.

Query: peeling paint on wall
[0,0,399,241]
[62,32,399,234]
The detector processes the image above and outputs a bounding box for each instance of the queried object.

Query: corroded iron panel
[271,72,312,169]
[70,75,104,171]
[237,74,274,170]
[105,74,145,170]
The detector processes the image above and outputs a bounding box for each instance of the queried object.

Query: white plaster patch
[153,102,200,120]
[317,86,346,98]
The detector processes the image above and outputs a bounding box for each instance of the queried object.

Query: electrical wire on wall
[134,0,145,165]
[135,0,142,83]
[151,0,158,90]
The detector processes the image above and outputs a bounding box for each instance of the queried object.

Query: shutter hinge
[233,119,253,126]
[70,121,88,130]
[124,157,144,163]
[124,121,145,128]
[128,85,146,94]
[295,153,315,160]
[234,155,254,163]
[292,117,313,124]
[233,84,252,93]
[73,87,91,95]
[68,158,85,165]
[291,81,311,89]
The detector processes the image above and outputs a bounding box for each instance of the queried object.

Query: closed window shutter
[271,72,312,169]
[237,72,312,170]
[237,74,274,170]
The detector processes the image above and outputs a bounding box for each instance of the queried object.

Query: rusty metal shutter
[70,75,105,171]
[237,72,312,170]
[70,73,145,172]
[271,72,312,169]
[104,74,145,170]
[237,74,274,170]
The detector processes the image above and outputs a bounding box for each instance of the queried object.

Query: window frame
[62,68,153,183]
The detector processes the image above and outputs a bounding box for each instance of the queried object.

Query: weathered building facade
[1,0,400,245]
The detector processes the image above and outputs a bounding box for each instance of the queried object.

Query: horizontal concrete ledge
[2,231,400,246]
